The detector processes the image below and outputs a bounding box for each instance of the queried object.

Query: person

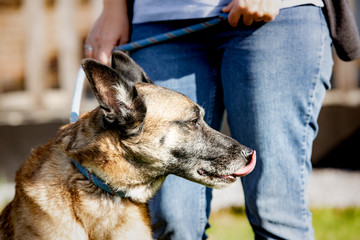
[84,0,334,239]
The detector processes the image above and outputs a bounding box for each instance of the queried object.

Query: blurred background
[0,0,359,238]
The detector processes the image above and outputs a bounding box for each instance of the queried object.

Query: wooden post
[24,0,46,109]
[332,55,358,91]
[56,0,80,97]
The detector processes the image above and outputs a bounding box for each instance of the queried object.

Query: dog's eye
[188,119,198,126]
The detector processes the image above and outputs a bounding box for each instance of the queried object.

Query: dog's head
[59,51,255,201]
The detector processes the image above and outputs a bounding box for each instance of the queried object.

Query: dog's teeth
[219,174,235,180]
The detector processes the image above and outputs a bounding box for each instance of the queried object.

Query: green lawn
[207,207,360,240]
[2,201,359,239]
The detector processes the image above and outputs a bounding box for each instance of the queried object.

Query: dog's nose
[242,148,254,162]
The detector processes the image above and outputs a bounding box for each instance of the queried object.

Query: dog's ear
[81,59,146,135]
[111,51,152,84]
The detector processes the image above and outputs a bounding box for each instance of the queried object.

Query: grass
[312,208,360,240]
[207,207,360,240]
[1,201,359,239]
[207,207,254,240]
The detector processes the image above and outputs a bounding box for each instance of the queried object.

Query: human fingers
[261,0,280,22]
[224,0,281,26]
[241,8,256,26]
[84,0,129,64]
[251,0,280,23]
[222,0,242,27]
[96,45,114,66]
[222,0,234,13]
[85,22,128,65]
[85,29,114,65]
[84,44,94,59]
[84,17,102,60]
[222,0,259,27]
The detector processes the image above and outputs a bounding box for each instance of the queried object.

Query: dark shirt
[323,0,360,61]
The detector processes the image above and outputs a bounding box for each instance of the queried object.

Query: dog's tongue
[234,151,256,177]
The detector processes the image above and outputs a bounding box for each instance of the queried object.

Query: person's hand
[84,0,129,65]
[222,0,281,27]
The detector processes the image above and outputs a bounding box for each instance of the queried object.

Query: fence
[0,0,359,126]
[0,0,101,124]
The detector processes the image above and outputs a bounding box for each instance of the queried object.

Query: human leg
[130,21,223,240]
[219,6,333,239]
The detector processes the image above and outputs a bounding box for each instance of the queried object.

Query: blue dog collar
[71,158,126,198]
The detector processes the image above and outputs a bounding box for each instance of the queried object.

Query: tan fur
[0,52,255,239]
[0,85,207,239]
[0,110,152,239]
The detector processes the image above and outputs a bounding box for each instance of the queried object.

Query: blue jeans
[130,5,333,240]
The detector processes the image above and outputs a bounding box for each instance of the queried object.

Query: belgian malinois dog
[0,51,256,239]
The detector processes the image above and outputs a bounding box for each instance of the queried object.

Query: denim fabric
[130,5,333,240]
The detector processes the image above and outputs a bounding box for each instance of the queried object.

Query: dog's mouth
[197,151,256,182]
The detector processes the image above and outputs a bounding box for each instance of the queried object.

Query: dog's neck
[57,110,167,203]
[70,157,165,203]
[71,158,127,197]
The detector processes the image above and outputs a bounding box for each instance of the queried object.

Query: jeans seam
[299,77,317,240]
[299,7,326,239]
[198,185,206,239]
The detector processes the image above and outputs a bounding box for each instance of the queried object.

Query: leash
[69,13,228,197]
[112,13,228,52]
[70,13,228,123]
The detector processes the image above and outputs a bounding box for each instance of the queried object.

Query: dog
[0,51,256,239]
